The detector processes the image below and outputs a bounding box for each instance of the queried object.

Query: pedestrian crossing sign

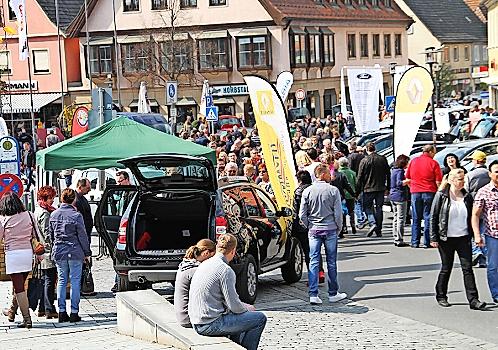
[206,106,219,121]
[385,95,396,113]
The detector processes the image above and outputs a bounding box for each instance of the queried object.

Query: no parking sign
[0,173,23,198]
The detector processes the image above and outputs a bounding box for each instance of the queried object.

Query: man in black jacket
[22,142,36,191]
[356,142,390,237]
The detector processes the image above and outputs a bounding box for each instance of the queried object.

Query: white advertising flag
[276,71,293,102]
[0,117,8,137]
[435,108,451,134]
[347,67,382,133]
[9,0,28,61]
[394,65,413,94]
[137,81,151,113]
[199,80,209,117]
[340,67,347,117]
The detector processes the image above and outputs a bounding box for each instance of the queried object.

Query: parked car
[94,155,302,304]
[469,117,498,139]
[287,107,310,122]
[217,115,244,131]
[117,112,173,134]
[434,138,498,170]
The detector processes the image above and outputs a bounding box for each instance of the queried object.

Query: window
[323,33,334,65]
[209,0,226,5]
[290,33,307,66]
[123,0,139,11]
[347,33,356,58]
[151,0,167,10]
[371,0,379,7]
[358,0,366,6]
[33,50,50,74]
[383,34,391,56]
[464,46,470,61]
[237,36,270,69]
[443,46,450,62]
[384,0,392,7]
[90,45,113,75]
[180,0,197,8]
[372,34,380,57]
[239,188,260,217]
[0,51,11,74]
[394,33,402,56]
[161,40,192,73]
[122,43,151,73]
[198,38,231,70]
[483,46,488,61]
[474,45,480,62]
[453,46,459,62]
[8,6,16,20]
[309,34,321,64]
[344,0,352,5]
[254,189,277,218]
[360,34,368,58]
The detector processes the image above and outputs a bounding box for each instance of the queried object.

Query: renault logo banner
[394,66,434,159]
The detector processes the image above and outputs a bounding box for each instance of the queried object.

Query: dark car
[287,107,310,122]
[95,155,302,304]
[117,112,173,134]
[434,138,498,170]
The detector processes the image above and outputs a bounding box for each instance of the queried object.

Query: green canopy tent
[36,117,216,170]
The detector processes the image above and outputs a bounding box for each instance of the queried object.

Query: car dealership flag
[394,66,434,159]
[276,71,293,102]
[9,0,28,61]
[346,67,383,134]
[137,81,151,113]
[244,75,297,210]
[199,80,209,117]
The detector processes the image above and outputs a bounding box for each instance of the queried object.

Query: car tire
[118,275,137,292]
[236,255,258,304]
[281,238,304,284]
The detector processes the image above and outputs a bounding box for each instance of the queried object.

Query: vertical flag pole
[111,0,121,106]
[55,0,65,113]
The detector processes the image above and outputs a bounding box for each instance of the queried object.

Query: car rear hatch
[120,154,218,260]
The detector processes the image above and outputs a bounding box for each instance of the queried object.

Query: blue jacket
[49,204,91,262]
[389,168,408,202]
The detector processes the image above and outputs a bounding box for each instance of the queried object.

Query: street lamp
[424,46,439,144]
[389,62,397,95]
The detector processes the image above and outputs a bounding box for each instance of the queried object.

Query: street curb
[116,289,244,350]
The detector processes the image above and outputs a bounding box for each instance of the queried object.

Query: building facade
[68,0,411,128]
[395,0,488,97]
[484,0,498,108]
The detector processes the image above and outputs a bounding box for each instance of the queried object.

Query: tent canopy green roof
[36,117,216,171]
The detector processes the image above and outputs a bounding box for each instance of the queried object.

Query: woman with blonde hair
[295,150,312,170]
[174,239,216,327]
[430,168,486,310]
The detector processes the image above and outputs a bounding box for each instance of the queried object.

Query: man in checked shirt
[472,160,498,304]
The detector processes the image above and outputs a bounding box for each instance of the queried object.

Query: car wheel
[118,275,137,292]
[281,238,304,284]
[236,255,258,304]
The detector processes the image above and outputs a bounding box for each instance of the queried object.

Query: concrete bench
[116,289,244,350]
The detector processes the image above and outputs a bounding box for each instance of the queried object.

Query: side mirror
[277,207,293,217]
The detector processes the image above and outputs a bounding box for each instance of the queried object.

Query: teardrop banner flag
[244,75,297,210]
[394,66,434,160]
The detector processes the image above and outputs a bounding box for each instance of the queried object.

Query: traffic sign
[169,106,177,118]
[166,81,178,105]
[295,88,306,101]
[206,106,219,122]
[385,95,396,113]
[0,136,20,176]
[206,95,213,107]
[0,173,23,198]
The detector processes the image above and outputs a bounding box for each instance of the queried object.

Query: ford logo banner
[357,73,372,80]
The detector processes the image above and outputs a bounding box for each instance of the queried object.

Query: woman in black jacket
[429,168,486,310]
[293,170,312,269]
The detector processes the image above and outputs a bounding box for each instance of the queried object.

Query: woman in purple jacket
[49,188,91,323]
[389,155,411,247]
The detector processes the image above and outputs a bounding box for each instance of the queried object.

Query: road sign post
[166,81,178,130]
[0,173,23,198]
[295,88,306,108]
[206,106,218,134]
[385,95,396,113]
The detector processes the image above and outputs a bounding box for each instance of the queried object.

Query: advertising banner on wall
[394,66,434,159]
[244,75,297,210]
[346,67,383,134]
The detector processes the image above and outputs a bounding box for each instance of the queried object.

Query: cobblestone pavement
[2,233,498,349]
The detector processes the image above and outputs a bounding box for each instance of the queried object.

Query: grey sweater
[299,181,343,232]
[174,259,199,327]
[188,253,247,325]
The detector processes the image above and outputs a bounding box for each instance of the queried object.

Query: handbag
[28,212,45,256]
[27,260,43,311]
[81,260,95,294]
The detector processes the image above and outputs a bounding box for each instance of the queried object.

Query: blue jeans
[56,260,83,314]
[354,197,366,225]
[363,191,384,233]
[410,192,435,247]
[308,232,339,297]
[486,235,498,300]
[194,311,267,350]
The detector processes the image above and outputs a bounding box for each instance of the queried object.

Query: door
[94,185,137,259]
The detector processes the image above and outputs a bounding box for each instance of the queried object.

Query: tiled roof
[36,0,86,33]
[462,0,487,22]
[401,0,487,43]
[258,0,413,24]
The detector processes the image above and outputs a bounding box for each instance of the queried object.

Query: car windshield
[471,119,495,138]
[434,147,470,166]
[135,159,210,180]
[219,118,240,126]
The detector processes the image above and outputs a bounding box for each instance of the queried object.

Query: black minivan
[95,154,302,303]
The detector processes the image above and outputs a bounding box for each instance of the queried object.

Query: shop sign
[210,84,248,96]
[7,80,38,92]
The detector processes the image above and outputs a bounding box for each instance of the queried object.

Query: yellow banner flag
[243,75,297,210]
[394,66,434,159]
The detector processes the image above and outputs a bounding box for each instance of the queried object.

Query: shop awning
[213,97,236,104]
[175,96,197,106]
[235,28,268,37]
[129,98,159,108]
[1,93,62,114]
[197,30,229,40]
[89,37,113,45]
[481,76,498,86]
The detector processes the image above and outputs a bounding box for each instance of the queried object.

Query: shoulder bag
[28,212,45,256]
